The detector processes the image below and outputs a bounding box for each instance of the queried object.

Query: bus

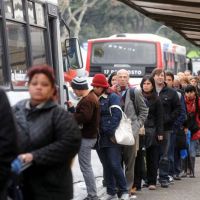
[0,0,83,106]
[172,43,187,73]
[86,33,187,79]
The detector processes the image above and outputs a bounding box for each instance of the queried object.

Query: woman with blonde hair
[180,77,190,90]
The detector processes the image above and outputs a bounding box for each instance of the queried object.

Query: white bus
[0,0,83,106]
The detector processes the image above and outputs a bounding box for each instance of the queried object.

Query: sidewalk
[136,157,200,200]
[72,151,200,200]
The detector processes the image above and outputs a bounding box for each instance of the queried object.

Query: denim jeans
[78,138,97,197]
[97,146,128,196]
[168,131,176,176]
[158,130,171,182]
[189,140,198,157]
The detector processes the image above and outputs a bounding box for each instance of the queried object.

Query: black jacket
[158,84,181,131]
[13,99,81,200]
[144,94,164,148]
[0,89,17,190]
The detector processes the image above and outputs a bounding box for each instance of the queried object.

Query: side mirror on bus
[65,38,83,69]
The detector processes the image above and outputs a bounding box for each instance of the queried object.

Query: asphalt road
[72,151,200,200]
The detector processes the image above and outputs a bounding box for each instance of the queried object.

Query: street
[72,150,200,200]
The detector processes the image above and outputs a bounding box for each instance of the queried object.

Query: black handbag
[187,112,200,135]
[176,127,188,150]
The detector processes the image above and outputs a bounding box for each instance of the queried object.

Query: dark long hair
[140,76,156,93]
[140,75,157,101]
[185,85,199,117]
[107,71,117,86]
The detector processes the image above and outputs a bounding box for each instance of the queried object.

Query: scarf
[185,96,196,113]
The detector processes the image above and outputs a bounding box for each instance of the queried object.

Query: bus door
[0,0,83,106]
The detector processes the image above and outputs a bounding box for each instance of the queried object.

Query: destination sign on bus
[102,67,145,76]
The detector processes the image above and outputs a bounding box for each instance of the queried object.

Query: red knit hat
[91,74,109,88]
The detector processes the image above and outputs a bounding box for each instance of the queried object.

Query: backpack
[129,88,139,116]
[130,87,148,116]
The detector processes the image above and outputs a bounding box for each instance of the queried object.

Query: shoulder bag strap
[109,105,127,119]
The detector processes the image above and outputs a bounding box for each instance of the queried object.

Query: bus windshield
[91,41,156,65]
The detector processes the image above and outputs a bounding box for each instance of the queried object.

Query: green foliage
[59,0,200,52]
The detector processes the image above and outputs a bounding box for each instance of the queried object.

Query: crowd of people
[69,68,200,200]
[0,65,200,200]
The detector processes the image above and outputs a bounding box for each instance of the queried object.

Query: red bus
[86,33,187,77]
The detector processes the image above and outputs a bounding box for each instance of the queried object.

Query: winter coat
[173,91,187,129]
[185,96,200,140]
[123,88,149,150]
[157,84,181,131]
[143,94,163,148]
[13,99,81,200]
[73,90,100,138]
[98,92,122,148]
[124,88,149,137]
[0,89,17,190]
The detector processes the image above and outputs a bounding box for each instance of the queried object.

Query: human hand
[158,135,163,141]
[110,136,117,144]
[66,101,73,108]
[184,128,188,134]
[19,153,33,163]
[139,126,145,135]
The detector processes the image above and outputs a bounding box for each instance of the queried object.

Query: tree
[59,0,100,37]
[79,1,157,43]
[58,0,199,51]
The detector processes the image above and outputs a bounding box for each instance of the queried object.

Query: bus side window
[0,29,4,85]
[164,52,168,69]
[30,27,47,65]
[6,22,28,88]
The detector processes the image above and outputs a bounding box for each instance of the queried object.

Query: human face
[177,72,185,79]
[111,75,118,86]
[93,86,104,96]
[190,78,197,87]
[153,72,165,86]
[28,73,54,105]
[185,91,196,100]
[142,80,153,93]
[165,76,174,88]
[180,81,188,88]
[173,80,181,89]
[117,72,129,87]
[73,89,82,97]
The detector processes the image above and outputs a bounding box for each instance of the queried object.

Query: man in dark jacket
[165,71,187,180]
[0,89,17,200]
[151,69,181,188]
